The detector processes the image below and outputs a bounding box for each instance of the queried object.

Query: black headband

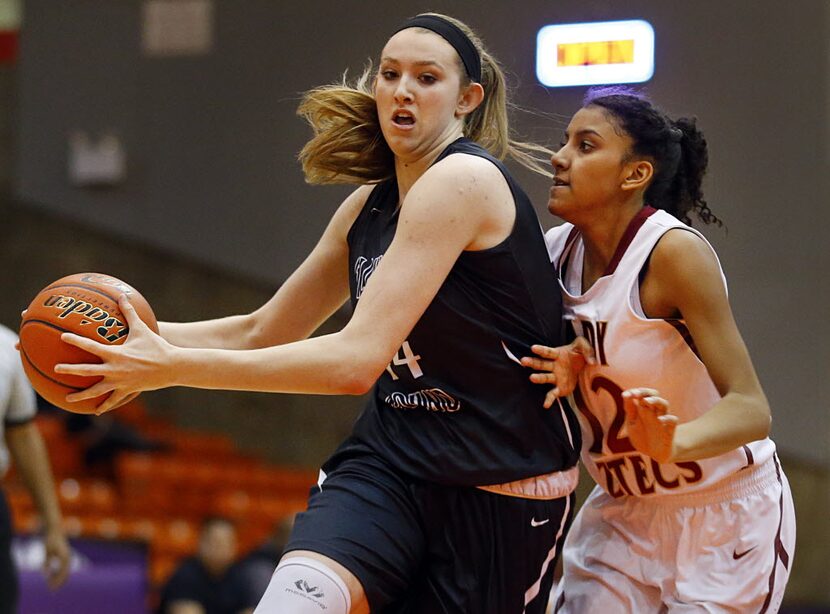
[394,15,481,83]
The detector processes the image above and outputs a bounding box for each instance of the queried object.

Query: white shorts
[552,455,795,613]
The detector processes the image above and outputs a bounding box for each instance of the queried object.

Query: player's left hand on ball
[54,295,173,414]
[521,336,596,408]
[622,387,679,463]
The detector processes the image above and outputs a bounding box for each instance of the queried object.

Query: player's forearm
[6,425,63,531]
[168,329,388,396]
[158,294,345,351]
[671,394,771,462]
[158,314,259,350]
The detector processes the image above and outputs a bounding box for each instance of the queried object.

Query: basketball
[18,273,159,414]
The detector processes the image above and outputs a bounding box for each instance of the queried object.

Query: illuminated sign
[536,20,655,87]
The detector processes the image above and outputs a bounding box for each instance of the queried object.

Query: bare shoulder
[644,227,726,317]
[406,153,513,250]
[417,152,509,200]
[650,228,721,283]
[409,153,511,216]
[340,184,375,216]
[328,184,375,233]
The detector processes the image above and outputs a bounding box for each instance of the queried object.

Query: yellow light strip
[557,40,635,67]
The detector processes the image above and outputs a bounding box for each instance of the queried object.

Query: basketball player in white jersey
[523,88,796,612]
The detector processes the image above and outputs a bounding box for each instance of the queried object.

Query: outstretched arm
[56,155,512,412]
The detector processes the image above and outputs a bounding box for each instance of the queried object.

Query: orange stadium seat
[57,478,118,515]
[212,489,253,521]
[10,508,39,534]
[120,517,162,543]
[18,407,318,598]
[151,518,200,557]
[5,483,34,515]
[34,415,83,476]
[32,414,63,442]
[149,553,179,588]
[111,398,152,428]
[172,431,237,458]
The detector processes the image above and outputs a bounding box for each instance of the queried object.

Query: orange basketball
[18,273,159,414]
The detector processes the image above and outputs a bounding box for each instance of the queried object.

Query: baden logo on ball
[19,272,158,414]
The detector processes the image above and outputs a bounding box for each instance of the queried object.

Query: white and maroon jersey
[545,207,775,498]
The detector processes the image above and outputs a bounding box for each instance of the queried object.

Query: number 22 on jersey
[573,371,703,497]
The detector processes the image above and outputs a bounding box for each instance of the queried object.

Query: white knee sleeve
[253,556,352,614]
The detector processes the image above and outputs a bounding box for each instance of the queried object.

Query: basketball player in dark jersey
[56,14,585,613]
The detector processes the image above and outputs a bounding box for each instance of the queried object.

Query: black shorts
[285,452,575,614]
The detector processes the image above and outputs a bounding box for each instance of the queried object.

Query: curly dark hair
[583,87,721,226]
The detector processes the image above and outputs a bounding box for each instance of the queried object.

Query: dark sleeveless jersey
[336,138,580,486]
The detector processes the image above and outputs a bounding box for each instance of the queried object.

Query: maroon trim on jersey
[602,205,658,276]
[572,385,604,456]
[553,591,565,612]
[565,226,580,248]
[557,226,581,273]
[665,319,701,360]
[558,206,657,282]
[742,445,755,470]
[759,453,790,613]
